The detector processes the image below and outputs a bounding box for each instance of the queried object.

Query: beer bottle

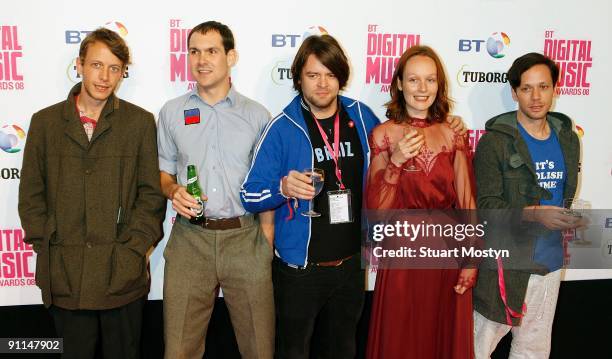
[186,164,205,223]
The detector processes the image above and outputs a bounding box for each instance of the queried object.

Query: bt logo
[458,32,511,58]
[65,21,128,44]
[272,26,328,48]
[65,30,92,44]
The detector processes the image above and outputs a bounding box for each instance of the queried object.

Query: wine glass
[301,168,325,217]
[563,198,591,245]
[565,199,591,245]
[562,198,583,218]
[402,127,424,172]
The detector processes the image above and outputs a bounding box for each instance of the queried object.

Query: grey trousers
[473,270,562,359]
[163,216,274,359]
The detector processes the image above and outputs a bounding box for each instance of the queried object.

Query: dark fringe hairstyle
[291,35,349,94]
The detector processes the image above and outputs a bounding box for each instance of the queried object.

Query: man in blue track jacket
[241,34,466,358]
[242,34,377,358]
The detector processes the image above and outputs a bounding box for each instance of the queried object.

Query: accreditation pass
[327,189,353,224]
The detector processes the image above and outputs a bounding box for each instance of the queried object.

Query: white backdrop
[1,0,611,306]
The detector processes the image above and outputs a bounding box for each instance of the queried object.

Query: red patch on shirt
[184,108,201,125]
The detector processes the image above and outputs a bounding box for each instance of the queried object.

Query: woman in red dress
[366,45,477,359]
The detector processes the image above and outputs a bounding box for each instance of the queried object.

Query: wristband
[280,177,291,199]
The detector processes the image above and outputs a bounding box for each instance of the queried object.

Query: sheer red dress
[365,118,476,359]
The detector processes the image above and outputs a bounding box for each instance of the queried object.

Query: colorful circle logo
[486,32,510,58]
[302,26,328,40]
[104,21,128,37]
[576,125,584,138]
[0,124,26,153]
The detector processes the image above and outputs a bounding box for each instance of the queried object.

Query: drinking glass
[402,127,424,172]
[563,198,590,245]
[301,168,325,217]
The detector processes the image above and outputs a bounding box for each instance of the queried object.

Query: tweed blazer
[18,83,166,309]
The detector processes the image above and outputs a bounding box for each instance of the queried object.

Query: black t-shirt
[302,101,364,262]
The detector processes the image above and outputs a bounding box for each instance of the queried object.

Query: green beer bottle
[186,164,205,223]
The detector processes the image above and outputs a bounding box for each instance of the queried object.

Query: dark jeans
[273,255,365,359]
[49,296,145,359]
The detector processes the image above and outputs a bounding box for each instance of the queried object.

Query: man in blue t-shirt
[473,52,582,358]
[518,121,566,272]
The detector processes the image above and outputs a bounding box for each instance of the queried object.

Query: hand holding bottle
[170,186,204,219]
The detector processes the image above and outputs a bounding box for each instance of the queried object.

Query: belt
[178,214,253,230]
[315,254,356,267]
[309,254,355,267]
[276,253,356,269]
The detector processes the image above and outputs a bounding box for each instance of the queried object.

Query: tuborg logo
[456,65,508,87]
[0,168,20,180]
[271,60,293,86]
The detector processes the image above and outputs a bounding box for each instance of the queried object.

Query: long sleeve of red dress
[366,119,476,211]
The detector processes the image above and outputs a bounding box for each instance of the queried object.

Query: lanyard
[496,257,526,325]
[312,111,345,190]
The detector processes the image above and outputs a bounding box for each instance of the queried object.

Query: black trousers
[272,255,365,359]
[49,296,145,359]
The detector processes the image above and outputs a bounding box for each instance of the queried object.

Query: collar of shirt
[74,94,98,129]
[300,97,312,113]
[184,85,237,108]
[300,96,344,120]
[300,96,347,122]
[79,115,97,128]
